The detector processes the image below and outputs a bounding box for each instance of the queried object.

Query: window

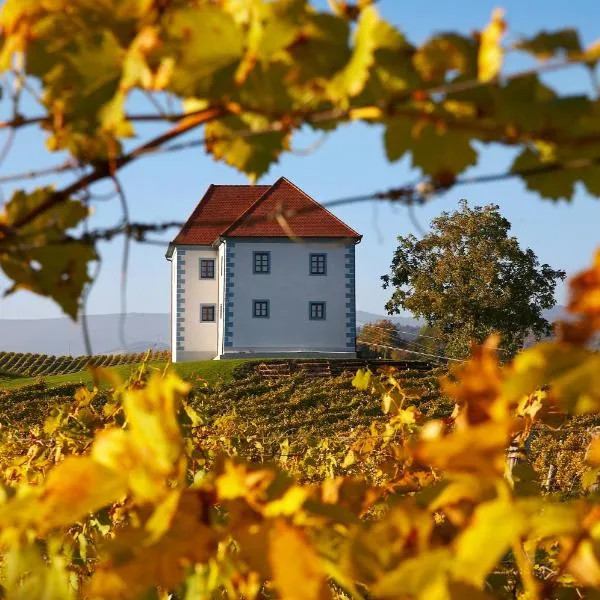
[310,253,327,275]
[200,258,215,279]
[253,251,270,274]
[201,304,216,322]
[253,299,270,318]
[309,302,326,320]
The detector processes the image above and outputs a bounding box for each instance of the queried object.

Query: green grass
[0,359,248,390]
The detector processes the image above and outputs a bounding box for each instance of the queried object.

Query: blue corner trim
[175,251,186,352]
[345,244,356,349]
[224,241,235,347]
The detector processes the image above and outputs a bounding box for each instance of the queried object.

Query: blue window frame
[200,304,216,322]
[199,258,215,279]
[310,253,327,275]
[253,299,270,318]
[253,251,270,274]
[309,301,326,320]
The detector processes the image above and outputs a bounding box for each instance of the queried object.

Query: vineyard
[0,350,170,379]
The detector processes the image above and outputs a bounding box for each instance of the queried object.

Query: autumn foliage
[1,1,600,597]
[0,250,595,598]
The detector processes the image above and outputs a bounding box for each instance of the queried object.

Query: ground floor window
[253,299,270,318]
[309,301,326,320]
[201,304,216,322]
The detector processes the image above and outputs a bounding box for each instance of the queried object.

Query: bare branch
[8,105,226,231]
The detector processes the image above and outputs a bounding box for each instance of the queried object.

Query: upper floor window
[200,258,215,279]
[309,301,326,320]
[200,304,216,322]
[253,299,270,318]
[310,253,327,275]
[253,251,270,274]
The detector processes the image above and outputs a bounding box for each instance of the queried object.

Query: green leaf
[515,29,582,61]
[413,33,477,82]
[204,115,290,181]
[511,147,576,201]
[328,6,380,101]
[0,188,97,319]
[384,118,477,180]
[288,13,350,83]
[167,6,244,99]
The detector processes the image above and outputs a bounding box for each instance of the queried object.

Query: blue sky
[1,0,599,320]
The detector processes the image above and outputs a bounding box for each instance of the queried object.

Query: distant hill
[0,307,568,356]
[356,311,421,330]
[0,314,170,356]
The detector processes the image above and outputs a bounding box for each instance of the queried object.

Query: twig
[111,174,131,352]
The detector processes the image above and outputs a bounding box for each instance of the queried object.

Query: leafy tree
[382,200,566,357]
[0,2,598,317]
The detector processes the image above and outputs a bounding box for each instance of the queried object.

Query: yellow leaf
[39,457,127,531]
[92,372,190,502]
[264,486,308,517]
[453,498,527,587]
[352,368,372,391]
[269,520,329,600]
[87,491,218,599]
[478,8,506,82]
[371,549,452,599]
[342,449,356,468]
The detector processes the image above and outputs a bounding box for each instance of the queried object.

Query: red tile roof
[170,177,361,250]
[171,184,269,246]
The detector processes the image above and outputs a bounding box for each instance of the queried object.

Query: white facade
[171,245,221,362]
[169,238,358,361]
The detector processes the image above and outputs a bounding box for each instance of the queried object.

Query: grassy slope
[0,359,247,390]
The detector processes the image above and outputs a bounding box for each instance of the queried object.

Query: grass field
[0,359,248,390]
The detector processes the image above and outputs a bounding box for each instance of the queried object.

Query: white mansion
[166,177,361,361]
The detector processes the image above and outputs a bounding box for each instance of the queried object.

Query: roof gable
[169,177,360,254]
[221,177,361,240]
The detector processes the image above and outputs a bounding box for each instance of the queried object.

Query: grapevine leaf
[505,342,600,414]
[414,420,511,476]
[46,30,124,124]
[288,13,350,83]
[413,34,477,82]
[38,457,127,532]
[352,368,372,391]
[166,6,244,99]
[515,29,583,61]
[205,115,290,181]
[568,248,600,323]
[566,539,600,587]
[269,520,329,600]
[87,491,219,600]
[384,118,477,181]
[92,372,190,502]
[511,147,577,201]
[477,8,506,82]
[453,498,527,587]
[371,549,453,599]
[236,0,305,84]
[0,188,97,319]
[328,6,380,100]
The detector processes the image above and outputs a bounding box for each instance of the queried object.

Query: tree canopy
[0,1,599,317]
[382,200,566,357]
